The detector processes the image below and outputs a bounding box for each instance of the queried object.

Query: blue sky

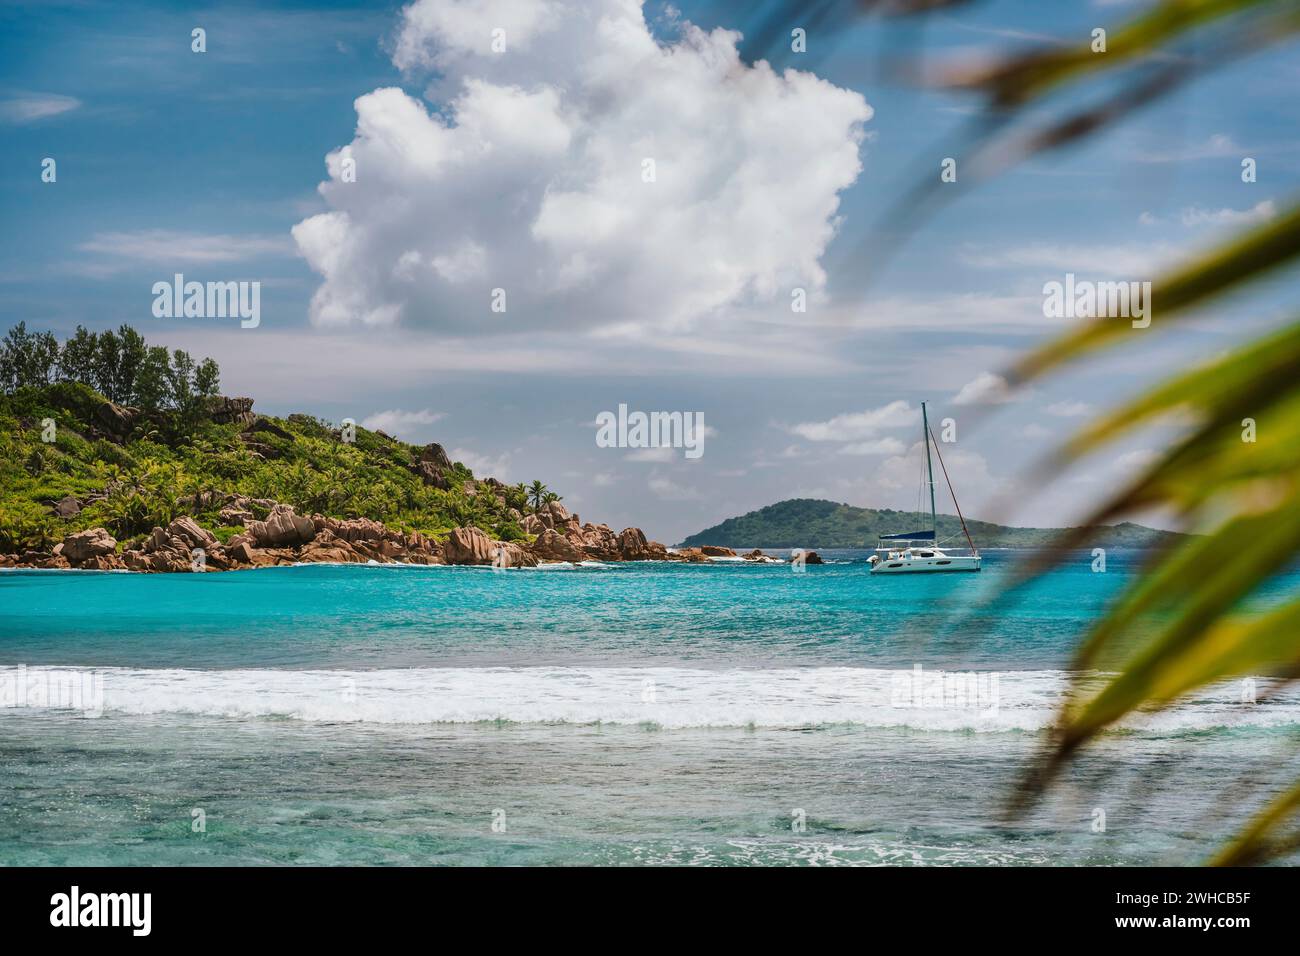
[3,0,1297,543]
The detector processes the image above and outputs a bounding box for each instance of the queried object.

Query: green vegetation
[872,0,1300,862]
[0,325,534,554]
[678,498,1180,550]
[3,321,219,410]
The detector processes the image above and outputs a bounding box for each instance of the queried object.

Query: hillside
[678,498,1183,549]
[0,323,702,572]
[0,380,533,555]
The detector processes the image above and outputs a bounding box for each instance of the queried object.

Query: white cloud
[293,0,872,335]
[147,327,848,405]
[393,0,560,71]
[648,472,701,500]
[449,446,512,480]
[1046,400,1094,418]
[961,241,1180,277]
[1137,200,1274,230]
[1136,133,1240,164]
[872,443,997,501]
[838,437,906,456]
[80,230,294,264]
[952,371,1013,406]
[841,292,1051,333]
[0,92,80,123]
[625,447,677,463]
[1180,200,1276,228]
[786,400,916,442]
[359,408,445,439]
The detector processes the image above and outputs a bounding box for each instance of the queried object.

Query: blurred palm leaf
[942,0,1278,106]
[853,0,1300,282]
[1012,205,1300,383]
[868,0,1300,861]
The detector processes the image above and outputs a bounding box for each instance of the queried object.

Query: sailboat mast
[921,401,937,538]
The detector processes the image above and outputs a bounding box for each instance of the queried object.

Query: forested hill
[678,498,1183,549]
[0,323,551,553]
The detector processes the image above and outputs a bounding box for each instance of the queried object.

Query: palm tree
[527,480,548,512]
[862,0,1300,863]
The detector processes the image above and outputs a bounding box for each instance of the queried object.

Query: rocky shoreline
[0,496,809,573]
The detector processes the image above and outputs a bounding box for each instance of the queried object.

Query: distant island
[678,498,1183,550]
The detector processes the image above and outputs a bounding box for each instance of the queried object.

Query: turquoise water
[2,552,1297,865]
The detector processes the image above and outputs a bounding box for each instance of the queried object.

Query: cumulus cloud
[359,408,445,439]
[785,399,916,442]
[952,371,1013,406]
[392,0,561,71]
[449,446,512,479]
[293,0,872,334]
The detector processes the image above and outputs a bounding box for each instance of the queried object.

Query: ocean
[2,550,1297,866]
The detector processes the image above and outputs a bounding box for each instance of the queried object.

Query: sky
[2,0,1297,544]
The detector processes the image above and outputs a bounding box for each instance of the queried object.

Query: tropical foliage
[0,329,532,553]
[1,322,220,419]
[525,480,562,513]
[866,0,1300,863]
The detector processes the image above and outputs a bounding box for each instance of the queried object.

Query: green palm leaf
[871,0,1300,863]
[1212,781,1300,866]
[954,0,1277,103]
[1014,203,1300,384]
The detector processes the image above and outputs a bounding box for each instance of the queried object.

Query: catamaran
[868,402,981,574]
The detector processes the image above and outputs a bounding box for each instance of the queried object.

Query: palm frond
[854,0,1300,285]
[945,0,1274,107]
[868,0,1300,863]
[1213,781,1300,865]
[1014,202,1300,383]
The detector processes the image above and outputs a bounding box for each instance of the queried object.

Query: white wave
[1,665,1294,733]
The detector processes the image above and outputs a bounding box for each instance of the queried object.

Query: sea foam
[1,665,1292,733]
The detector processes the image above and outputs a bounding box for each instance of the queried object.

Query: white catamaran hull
[870,401,982,576]
[869,550,981,574]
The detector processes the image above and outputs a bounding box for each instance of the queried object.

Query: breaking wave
[2,665,1293,733]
